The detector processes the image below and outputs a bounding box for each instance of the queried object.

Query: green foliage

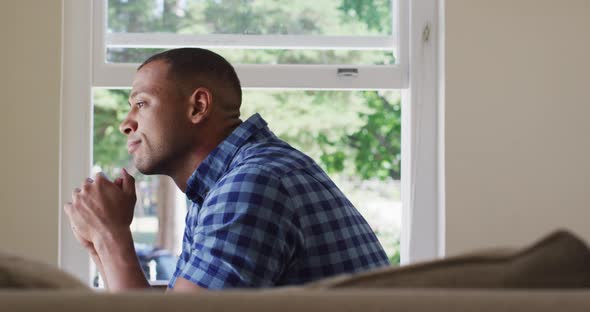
[389,249,401,264]
[339,0,392,33]
[107,0,388,35]
[93,89,130,175]
[108,0,184,33]
[350,91,401,180]
[245,90,402,180]
[107,0,395,65]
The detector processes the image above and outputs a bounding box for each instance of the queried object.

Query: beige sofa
[2,289,590,312]
[2,230,590,311]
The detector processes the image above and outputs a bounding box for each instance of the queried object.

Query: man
[64,48,389,292]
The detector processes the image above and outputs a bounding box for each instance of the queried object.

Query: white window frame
[92,0,407,89]
[60,0,444,284]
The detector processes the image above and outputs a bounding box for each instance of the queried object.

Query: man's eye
[136,101,145,108]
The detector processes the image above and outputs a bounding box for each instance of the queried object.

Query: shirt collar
[185,113,268,201]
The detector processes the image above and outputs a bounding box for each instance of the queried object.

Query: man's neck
[169,118,242,192]
[169,150,208,192]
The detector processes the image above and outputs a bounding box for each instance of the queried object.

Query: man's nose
[119,114,137,136]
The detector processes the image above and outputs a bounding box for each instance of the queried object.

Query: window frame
[92,0,407,89]
[60,0,444,284]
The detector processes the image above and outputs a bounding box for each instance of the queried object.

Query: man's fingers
[114,177,123,188]
[63,202,73,215]
[64,202,92,249]
[121,168,136,194]
[82,176,94,192]
[94,172,107,185]
[71,188,81,201]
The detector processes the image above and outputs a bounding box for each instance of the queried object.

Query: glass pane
[107,0,393,36]
[107,47,395,65]
[92,88,401,286]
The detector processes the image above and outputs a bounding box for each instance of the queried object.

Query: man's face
[119,60,192,174]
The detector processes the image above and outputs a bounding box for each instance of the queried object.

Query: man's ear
[187,87,213,124]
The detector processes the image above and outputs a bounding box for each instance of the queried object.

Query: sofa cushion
[306,230,590,289]
[0,250,89,290]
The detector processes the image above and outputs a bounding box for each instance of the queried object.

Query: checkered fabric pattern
[168,113,389,289]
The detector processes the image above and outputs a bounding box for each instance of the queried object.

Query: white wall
[0,0,62,265]
[445,0,590,255]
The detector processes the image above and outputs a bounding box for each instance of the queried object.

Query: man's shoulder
[207,164,291,203]
[220,164,284,186]
[206,133,330,203]
[231,137,314,177]
[200,164,296,222]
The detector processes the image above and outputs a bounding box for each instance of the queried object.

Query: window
[93,89,402,285]
[60,0,442,285]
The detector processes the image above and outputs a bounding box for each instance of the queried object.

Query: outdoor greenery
[94,0,402,264]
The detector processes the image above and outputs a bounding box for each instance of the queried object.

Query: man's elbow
[167,276,206,293]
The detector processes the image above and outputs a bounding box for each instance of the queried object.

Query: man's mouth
[127,140,141,154]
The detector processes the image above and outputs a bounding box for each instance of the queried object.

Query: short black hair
[138,48,242,106]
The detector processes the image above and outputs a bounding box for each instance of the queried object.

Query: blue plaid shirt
[168,114,389,289]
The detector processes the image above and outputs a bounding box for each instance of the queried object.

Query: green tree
[339,0,392,33]
[93,89,131,174]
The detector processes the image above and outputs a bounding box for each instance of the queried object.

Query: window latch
[337,68,359,77]
[423,23,431,43]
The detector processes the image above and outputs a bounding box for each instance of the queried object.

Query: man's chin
[132,159,151,175]
[133,160,160,176]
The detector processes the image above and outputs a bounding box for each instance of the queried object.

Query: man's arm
[93,228,207,291]
[83,226,204,291]
[90,250,110,289]
[71,227,110,289]
[93,228,150,290]
[94,229,207,291]
[65,170,207,292]
[167,277,205,293]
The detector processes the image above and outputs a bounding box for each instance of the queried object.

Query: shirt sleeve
[173,166,301,289]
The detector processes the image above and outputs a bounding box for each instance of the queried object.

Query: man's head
[138,48,242,108]
[119,48,242,176]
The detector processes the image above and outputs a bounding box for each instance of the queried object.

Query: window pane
[107,0,393,36]
[92,88,402,285]
[107,47,395,65]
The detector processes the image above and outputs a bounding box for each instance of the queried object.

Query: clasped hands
[63,168,137,254]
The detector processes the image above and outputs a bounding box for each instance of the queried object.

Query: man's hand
[63,168,148,291]
[64,168,136,247]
